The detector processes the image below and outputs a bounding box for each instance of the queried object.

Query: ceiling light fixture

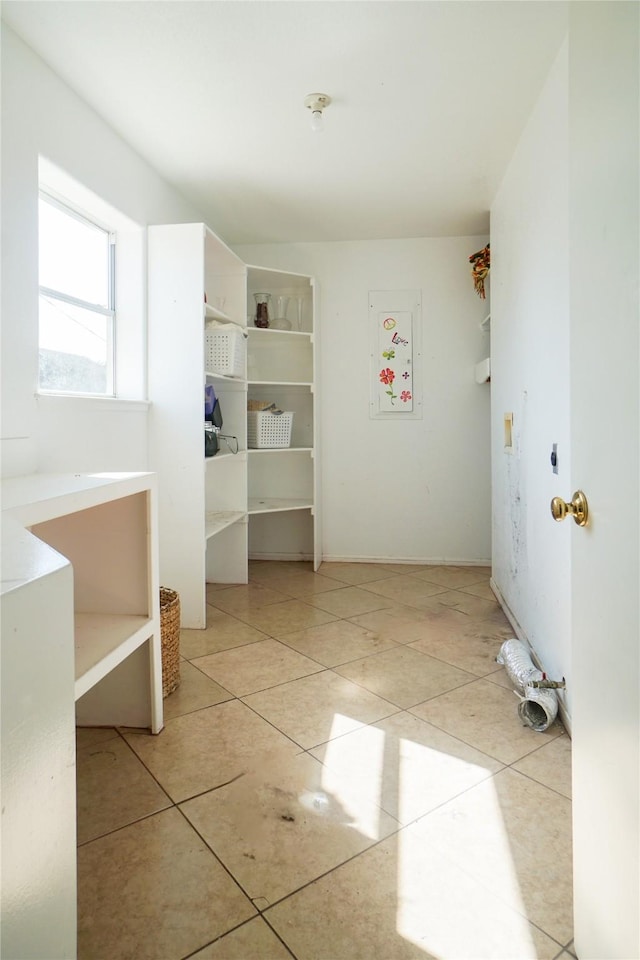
[304,93,331,133]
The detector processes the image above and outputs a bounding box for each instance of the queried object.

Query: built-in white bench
[1,471,162,960]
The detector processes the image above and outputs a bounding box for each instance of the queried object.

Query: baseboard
[248,553,492,566]
[320,555,492,566]
[248,551,314,562]
[490,577,572,737]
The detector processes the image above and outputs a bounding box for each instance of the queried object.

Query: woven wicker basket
[159,586,181,698]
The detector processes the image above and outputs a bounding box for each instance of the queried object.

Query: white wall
[236,237,491,564]
[490,41,571,713]
[1,26,202,477]
[3,26,491,564]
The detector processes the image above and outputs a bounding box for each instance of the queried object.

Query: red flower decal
[400,390,412,403]
[379,367,395,385]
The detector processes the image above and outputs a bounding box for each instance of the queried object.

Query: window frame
[38,190,117,397]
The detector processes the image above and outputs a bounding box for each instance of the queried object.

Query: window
[38,193,115,395]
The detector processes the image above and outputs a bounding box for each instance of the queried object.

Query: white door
[569,5,639,958]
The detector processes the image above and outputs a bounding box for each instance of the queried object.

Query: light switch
[551,443,559,474]
[504,413,513,452]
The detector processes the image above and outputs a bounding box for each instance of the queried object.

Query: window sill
[36,394,150,412]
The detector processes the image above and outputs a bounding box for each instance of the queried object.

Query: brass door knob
[550,490,589,526]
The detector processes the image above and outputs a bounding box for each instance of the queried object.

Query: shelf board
[74,612,154,701]
[248,380,313,388]
[247,327,311,339]
[205,303,241,325]
[248,447,312,455]
[248,498,313,515]
[475,358,491,384]
[205,510,246,539]
[205,451,247,466]
[205,370,247,384]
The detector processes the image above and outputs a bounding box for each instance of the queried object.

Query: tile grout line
[191,608,511,681]
[323,658,479,712]
[172,803,273,926]
[75,729,177,849]
[77,565,572,957]
[402,702,567,772]
[191,607,513,694]
[131,609,566,811]
[175,610,567,783]
[205,596,343,633]
[178,913,298,960]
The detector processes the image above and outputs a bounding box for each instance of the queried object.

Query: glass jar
[253,292,271,328]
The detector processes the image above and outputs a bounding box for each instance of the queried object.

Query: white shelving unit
[148,227,321,627]
[246,265,320,568]
[1,471,162,731]
[476,311,491,383]
[148,223,248,628]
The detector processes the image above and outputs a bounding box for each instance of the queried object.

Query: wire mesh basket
[247,410,294,448]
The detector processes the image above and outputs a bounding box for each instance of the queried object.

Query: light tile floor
[76,561,575,960]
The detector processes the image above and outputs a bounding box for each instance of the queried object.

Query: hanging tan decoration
[469,244,490,299]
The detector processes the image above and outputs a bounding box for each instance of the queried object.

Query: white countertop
[2,471,156,525]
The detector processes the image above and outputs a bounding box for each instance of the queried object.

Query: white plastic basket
[205,327,246,378]
[247,410,294,448]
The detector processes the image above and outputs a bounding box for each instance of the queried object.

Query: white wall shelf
[205,370,245,383]
[248,498,314,514]
[248,447,313,454]
[148,223,249,627]
[205,302,232,323]
[206,451,246,466]
[205,510,246,539]
[248,328,312,339]
[476,309,491,382]
[244,269,319,557]
[475,357,491,384]
[249,380,313,387]
[148,228,321,625]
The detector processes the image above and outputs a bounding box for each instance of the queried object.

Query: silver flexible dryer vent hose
[497,639,559,732]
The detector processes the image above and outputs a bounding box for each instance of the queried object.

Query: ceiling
[2,1,568,245]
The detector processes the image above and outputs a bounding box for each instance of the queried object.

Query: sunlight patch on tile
[312,711,502,826]
[395,826,556,958]
[266,819,560,959]
[319,717,387,840]
[412,768,573,944]
[396,735,497,825]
